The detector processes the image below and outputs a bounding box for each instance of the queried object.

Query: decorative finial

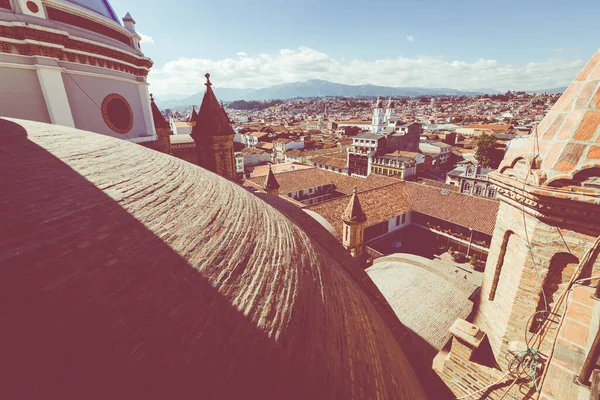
[150,93,154,101]
[205,73,212,87]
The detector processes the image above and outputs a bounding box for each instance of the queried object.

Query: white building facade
[0,0,156,143]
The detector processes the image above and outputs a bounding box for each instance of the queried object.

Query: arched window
[489,230,514,301]
[488,188,496,199]
[474,185,484,196]
[530,252,579,333]
[463,182,472,194]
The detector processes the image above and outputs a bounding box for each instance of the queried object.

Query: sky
[108,0,600,98]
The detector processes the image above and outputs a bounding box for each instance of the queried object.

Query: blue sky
[109,0,600,96]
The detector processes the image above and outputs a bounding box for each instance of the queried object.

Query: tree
[475,132,497,168]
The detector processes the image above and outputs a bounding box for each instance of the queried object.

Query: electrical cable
[7,9,138,143]
[455,372,510,399]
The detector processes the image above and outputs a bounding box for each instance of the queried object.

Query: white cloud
[139,33,154,44]
[147,46,584,96]
[406,35,415,42]
[236,51,248,57]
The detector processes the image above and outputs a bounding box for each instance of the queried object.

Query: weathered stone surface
[0,118,427,400]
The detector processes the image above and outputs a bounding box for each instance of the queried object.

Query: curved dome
[499,48,600,193]
[61,0,120,22]
[0,118,426,399]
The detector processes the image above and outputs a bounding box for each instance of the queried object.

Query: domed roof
[498,48,600,193]
[0,118,426,399]
[65,0,120,23]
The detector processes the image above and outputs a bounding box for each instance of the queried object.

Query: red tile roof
[306,181,499,236]
[405,182,499,235]
[307,182,412,235]
[247,167,396,195]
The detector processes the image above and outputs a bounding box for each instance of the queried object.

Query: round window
[26,1,39,13]
[101,94,133,134]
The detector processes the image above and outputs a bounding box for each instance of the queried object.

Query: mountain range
[154,79,565,108]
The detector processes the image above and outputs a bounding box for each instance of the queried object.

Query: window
[401,214,406,224]
[489,230,514,301]
[474,185,484,196]
[463,182,472,194]
[396,216,401,226]
[488,188,496,198]
[101,94,133,134]
[530,252,580,333]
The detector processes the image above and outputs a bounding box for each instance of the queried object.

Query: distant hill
[155,79,500,108]
[526,86,567,94]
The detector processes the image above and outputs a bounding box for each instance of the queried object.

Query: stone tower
[371,97,384,133]
[263,164,280,197]
[436,48,600,398]
[342,187,367,257]
[191,73,236,180]
[149,93,173,153]
[384,97,395,125]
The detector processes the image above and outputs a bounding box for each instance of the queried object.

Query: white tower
[123,13,142,52]
[371,97,384,133]
[384,97,395,126]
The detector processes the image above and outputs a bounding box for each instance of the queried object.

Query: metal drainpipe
[578,326,600,386]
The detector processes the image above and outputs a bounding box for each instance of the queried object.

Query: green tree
[475,132,497,168]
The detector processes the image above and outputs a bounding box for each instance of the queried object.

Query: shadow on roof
[0,118,331,399]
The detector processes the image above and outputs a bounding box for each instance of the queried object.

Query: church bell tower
[191,73,236,180]
[342,187,367,258]
[436,48,600,399]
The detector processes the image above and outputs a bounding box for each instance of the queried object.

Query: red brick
[554,143,587,173]
[576,51,600,81]
[556,111,582,140]
[591,65,600,80]
[562,319,590,347]
[571,285,597,306]
[573,112,600,141]
[542,363,580,399]
[553,83,579,111]
[565,301,593,325]
[575,80,600,109]
[543,142,566,170]
[541,113,566,140]
[589,146,600,159]
[594,87,600,109]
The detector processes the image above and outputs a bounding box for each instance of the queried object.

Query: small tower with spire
[191,73,236,180]
[187,106,197,130]
[149,93,173,153]
[371,97,384,133]
[342,187,367,258]
[263,164,280,197]
[122,13,141,51]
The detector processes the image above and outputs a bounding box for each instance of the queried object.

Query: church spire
[191,73,235,138]
[372,97,384,133]
[190,73,236,180]
[149,93,173,153]
[263,164,280,196]
[341,187,367,258]
[343,187,367,223]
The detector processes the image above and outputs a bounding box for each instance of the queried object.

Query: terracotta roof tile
[307,182,412,235]
[405,182,499,235]
[248,168,396,196]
